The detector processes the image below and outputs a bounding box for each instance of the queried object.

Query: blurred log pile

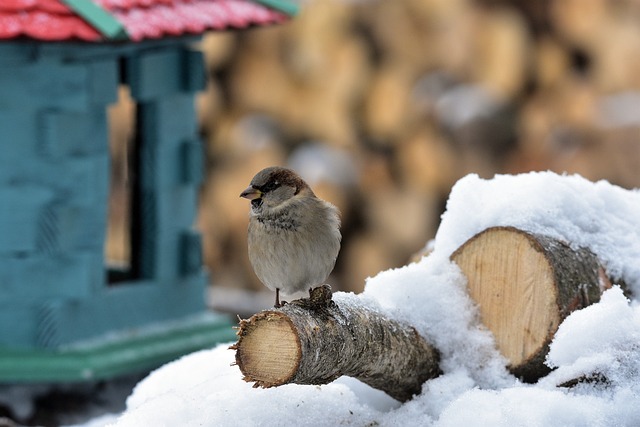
[110,0,640,297]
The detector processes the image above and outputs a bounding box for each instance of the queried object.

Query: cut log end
[452,226,607,381]
[452,227,560,369]
[235,312,301,387]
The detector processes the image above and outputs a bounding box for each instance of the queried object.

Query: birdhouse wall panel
[134,97,199,185]
[17,156,108,222]
[0,185,55,254]
[151,187,199,281]
[87,59,119,106]
[145,95,200,189]
[135,92,204,281]
[135,189,159,279]
[37,276,206,346]
[0,110,41,164]
[179,138,205,185]
[0,253,95,302]
[162,186,199,228]
[56,154,110,209]
[78,250,107,294]
[0,61,90,112]
[152,144,181,191]
[37,299,64,348]
[0,44,37,66]
[132,178,202,282]
[181,49,207,93]
[0,159,108,295]
[155,141,197,189]
[179,230,203,276]
[135,102,160,191]
[0,305,37,348]
[126,48,183,101]
[38,109,109,158]
[36,201,61,254]
[152,94,198,147]
[152,231,180,282]
[56,205,107,253]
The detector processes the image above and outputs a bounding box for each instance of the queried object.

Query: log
[557,372,609,389]
[451,226,612,381]
[232,285,441,402]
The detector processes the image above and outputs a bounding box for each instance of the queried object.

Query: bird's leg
[275,288,281,308]
[274,288,288,307]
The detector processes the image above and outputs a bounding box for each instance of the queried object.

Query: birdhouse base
[0,311,235,382]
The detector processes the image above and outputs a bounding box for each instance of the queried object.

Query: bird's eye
[260,180,280,194]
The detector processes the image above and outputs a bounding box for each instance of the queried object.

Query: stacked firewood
[194,0,640,295]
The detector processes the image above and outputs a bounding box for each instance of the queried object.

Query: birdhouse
[0,0,296,382]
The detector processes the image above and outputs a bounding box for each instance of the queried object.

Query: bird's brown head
[240,167,312,211]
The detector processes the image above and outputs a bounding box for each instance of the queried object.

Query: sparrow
[240,166,341,307]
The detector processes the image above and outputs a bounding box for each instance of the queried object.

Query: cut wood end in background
[451,226,609,381]
[452,227,559,366]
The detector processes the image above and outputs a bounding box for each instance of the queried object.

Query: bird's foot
[273,300,288,308]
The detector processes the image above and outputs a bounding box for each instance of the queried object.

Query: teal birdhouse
[0,0,296,382]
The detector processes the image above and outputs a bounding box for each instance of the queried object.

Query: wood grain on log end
[235,312,301,387]
[451,226,608,381]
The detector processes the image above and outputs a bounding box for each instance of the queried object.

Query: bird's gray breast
[247,201,339,294]
[255,214,300,232]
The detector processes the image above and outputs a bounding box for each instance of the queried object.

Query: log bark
[451,226,612,381]
[232,285,441,402]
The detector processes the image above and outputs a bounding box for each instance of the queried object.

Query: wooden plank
[87,58,119,105]
[0,251,101,302]
[126,48,183,101]
[181,49,207,93]
[0,186,54,254]
[180,138,204,185]
[179,230,203,276]
[0,62,89,111]
[38,109,109,158]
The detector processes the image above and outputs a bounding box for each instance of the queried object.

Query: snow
[542,286,640,389]
[107,171,640,427]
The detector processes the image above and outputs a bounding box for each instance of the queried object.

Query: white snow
[107,171,640,427]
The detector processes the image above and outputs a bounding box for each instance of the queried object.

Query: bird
[240,166,341,307]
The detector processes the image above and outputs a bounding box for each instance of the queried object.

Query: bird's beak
[240,186,262,200]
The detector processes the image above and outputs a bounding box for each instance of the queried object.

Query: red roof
[0,0,290,42]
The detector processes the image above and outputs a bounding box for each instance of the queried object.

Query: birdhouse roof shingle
[0,0,296,42]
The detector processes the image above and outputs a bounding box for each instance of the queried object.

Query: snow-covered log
[232,285,441,402]
[451,226,614,381]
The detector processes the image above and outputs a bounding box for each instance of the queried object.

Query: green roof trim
[254,0,300,17]
[61,0,129,41]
